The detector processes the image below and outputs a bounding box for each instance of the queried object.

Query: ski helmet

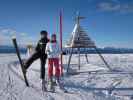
[40,30,48,35]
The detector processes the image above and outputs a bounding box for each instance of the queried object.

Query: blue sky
[0,0,133,48]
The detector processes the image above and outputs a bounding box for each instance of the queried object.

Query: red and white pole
[60,10,63,76]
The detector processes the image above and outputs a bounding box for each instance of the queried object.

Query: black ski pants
[25,52,47,79]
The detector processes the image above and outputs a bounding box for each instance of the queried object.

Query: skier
[45,34,62,91]
[24,30,49,91]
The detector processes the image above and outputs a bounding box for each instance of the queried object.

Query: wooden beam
[94,46,112,71]
[78,48,80,70]
[67,48,73,73]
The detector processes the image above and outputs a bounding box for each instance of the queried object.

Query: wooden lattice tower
[66,14,112,73]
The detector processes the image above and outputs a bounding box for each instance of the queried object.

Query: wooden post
[84,48,89,63]
[78,47,80,70]
[94,46,112,71]
[85,53,89,63]
[67,48,73,73]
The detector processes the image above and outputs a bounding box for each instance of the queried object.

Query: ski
[48,80,56,93]
[12,37,29,87]
[58,83,68,93]
[42,80,47,92]
[55,79,68,93]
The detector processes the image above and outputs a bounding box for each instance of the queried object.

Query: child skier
[24,30,49,91]
[45,34,62,91]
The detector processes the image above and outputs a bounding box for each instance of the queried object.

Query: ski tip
[12,35,16,40]
[64,90,68,93]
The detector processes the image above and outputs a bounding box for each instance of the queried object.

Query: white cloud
[0,28,15,45]
[0,34,10,45]
[98,2,120,11]
[0,28,35,46]
[97,0,133,14]
[19,32,36,46]
[20,33,27,37]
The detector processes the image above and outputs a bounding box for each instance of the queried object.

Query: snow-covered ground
[1,53,133,100]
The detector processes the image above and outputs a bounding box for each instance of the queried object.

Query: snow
[0,53,133,100]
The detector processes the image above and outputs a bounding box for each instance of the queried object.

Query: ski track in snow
[0,54,133,100]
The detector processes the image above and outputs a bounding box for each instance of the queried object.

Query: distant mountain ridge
[0,45,133,54]
[64,47,133,54]
[0,45,26,53]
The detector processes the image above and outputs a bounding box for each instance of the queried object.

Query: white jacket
[45,42,61,58]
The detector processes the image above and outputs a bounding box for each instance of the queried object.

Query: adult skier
[24,30,49,91]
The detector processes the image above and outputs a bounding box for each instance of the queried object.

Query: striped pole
[60,10,63,76]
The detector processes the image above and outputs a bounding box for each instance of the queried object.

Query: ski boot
[56,77,67,93]
[49,77,55,92]
[52,76,57,86]
[42,79,47,92]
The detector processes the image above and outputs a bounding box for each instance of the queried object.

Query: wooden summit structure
[66,14,112,73]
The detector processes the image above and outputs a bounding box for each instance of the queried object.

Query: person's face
[51,35,56,41]
[41,34,47,39]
